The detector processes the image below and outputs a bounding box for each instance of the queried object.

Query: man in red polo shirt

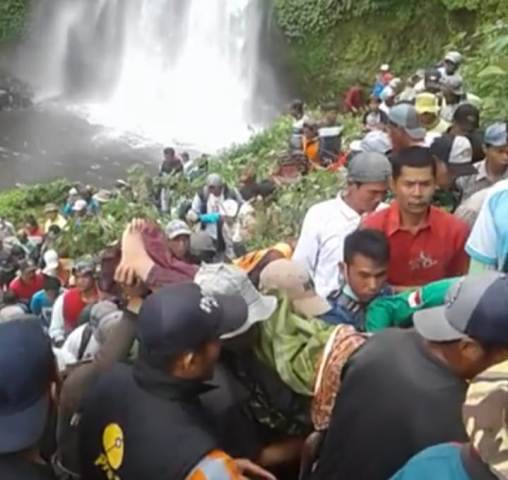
[363,146,469,287]
[9,259,45,304]
[49,259,99,346]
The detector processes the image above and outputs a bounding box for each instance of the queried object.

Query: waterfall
[13,0,283,151]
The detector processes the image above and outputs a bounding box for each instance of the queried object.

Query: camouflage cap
[463,359,508,478]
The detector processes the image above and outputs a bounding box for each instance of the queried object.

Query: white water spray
[14,0,280,152]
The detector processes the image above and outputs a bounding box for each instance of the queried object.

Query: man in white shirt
[54,300,122,371]
[293,152,392,297]
[190,173,243,241]
[456,122,508,201]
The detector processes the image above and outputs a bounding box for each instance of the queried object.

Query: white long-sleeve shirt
[293,195,362,297]
[49,293,65,343]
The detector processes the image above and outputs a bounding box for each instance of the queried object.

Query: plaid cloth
[312,325,368,431]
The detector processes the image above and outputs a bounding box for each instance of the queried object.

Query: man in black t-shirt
[0,320,57,480]
[311,273,508,480]
[449,103,484,164]
[78,283,275,480]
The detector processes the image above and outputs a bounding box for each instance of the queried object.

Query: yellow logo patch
[95,423,124,479]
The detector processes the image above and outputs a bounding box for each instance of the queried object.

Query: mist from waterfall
[13,0,283,151]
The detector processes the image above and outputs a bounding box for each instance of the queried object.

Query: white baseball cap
[165,220,191,240]
[194,263,277,339]
[42,250,59,276]
[72,199,88,212]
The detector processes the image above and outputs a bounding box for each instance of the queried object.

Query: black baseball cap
[414,273,508,344]
[136,283,248,362]
[453,104,480,132]
[430,134,477,176]
[0,319,54,453]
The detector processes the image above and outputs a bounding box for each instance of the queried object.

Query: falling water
[12,0,283,151]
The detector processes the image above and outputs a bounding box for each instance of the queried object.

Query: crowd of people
[1,47,508,480]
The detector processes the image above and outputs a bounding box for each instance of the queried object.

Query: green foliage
[0,0,27,42]
[213,114,353,248]
[439,0,508,19]
[252,169,344,249]
[212,117,292,179]
[278,0,508,104]
[0,179,71,225]
[439,0,482,10]
[283,0,472,101]
[458,22,508,120]
[0,114,351,257]
[274,0,403,39]
[55,195,159,259]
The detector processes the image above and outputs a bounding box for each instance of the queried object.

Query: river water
[0,0,288,190]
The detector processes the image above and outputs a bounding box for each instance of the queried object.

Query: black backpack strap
[198,188,208,215]
[328,287,367,330]
[77,325,94,361]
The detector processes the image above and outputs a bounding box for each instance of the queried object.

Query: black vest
[79,362,218,480]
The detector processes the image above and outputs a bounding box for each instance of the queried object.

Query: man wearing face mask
[311,272,508,480]
[323,229,391,330]
[293,152,392,298]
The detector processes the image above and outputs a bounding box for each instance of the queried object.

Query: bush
[458,22,508,121]
[0,179,72,226]
[0,113,354,257]
[0,0,27,42]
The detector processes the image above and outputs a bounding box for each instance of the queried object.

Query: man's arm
[292,209,319,277]
[49,294,66,345]
[200,213,222,224]
[448,222,470,277]
[468,258,496,274]
[30,293,41,316]
[191,193,203,215]
[114,220,197,289]
[465,192,499,269]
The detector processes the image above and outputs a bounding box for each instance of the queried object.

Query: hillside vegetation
[274,0,508,120]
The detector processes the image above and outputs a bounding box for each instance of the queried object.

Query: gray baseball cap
[484,122,508,147]
[206,173,224,188]
[89,301,122,344]
[347,151,392,183]
[190,232,216,255]
[444,51,463,65]
[360,130,392,154]
[414,273,508,343]
[165,219,191,240]
[388,104,426,140]
[194,263,277,339]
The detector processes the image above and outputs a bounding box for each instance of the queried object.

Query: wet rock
[0,71,33,111]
